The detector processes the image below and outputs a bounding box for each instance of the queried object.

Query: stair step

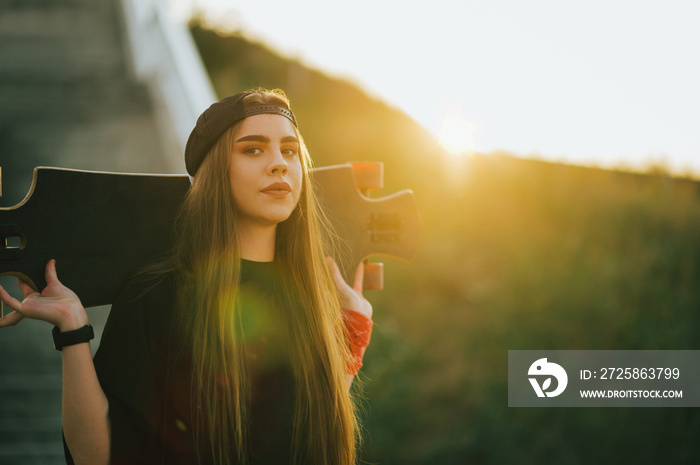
[0,0,127,81]
[0,80,152,122]
[0,0,110,10]
[0,37,126,83]
[0,3,117,39]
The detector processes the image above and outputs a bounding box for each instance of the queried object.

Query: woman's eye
[282,147,298,156]
[244,147,262,155]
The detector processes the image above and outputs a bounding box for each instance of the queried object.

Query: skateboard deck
[0,164,420,307]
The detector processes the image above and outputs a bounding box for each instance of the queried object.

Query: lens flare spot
[438,114,477,158]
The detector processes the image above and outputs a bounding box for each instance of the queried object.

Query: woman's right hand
[0,259,88,331]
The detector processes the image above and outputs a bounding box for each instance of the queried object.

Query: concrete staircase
[0,0,181,462]
[0,0,175,206]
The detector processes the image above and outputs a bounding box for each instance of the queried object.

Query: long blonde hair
[170,89,359,464]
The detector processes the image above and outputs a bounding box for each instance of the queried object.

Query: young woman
[0,89,374,464]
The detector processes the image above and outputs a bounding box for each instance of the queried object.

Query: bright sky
[176,0,700,176]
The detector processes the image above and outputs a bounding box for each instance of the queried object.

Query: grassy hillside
[191,22,700,464]
[189,23,443,195]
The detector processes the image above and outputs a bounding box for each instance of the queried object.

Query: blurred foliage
[191,21,700,465]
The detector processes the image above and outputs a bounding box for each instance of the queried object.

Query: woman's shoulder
[117,270,177,306]
[95,271,179,376]
[108,270,179,333]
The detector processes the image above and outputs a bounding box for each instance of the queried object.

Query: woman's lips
[262,182,291,198]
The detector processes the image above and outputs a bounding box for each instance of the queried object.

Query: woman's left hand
[327,257,372,319]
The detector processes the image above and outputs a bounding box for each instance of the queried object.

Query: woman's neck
[237,222,277,262]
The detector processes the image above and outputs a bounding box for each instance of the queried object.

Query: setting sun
[438,114,476,158]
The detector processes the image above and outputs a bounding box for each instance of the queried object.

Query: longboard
[0,163,420,307]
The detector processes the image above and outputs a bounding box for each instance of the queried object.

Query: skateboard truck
[1,224,22,260]
[368,212,402,243]
[351,162,385,291]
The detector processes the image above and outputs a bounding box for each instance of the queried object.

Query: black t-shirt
[64,259,296,464]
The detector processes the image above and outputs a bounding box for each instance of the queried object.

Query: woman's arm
[61,323,110,465]
[0,260,110,465]
[326,258,373,390]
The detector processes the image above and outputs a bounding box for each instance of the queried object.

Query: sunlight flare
[438,113,477,159]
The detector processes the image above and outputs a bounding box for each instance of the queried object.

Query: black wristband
[52,324,94,351]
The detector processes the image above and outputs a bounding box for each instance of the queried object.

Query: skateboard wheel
[351,162,384,191]
[362,262,384,291]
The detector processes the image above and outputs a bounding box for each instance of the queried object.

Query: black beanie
[184,92,298,176]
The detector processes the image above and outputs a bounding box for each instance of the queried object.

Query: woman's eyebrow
[281,136,299,144]
[235,135,269,143]
[234,135,299,144]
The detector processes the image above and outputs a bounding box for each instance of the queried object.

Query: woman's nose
[268,149,288,175]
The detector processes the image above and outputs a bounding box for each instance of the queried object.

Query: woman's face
[229,114,303,229]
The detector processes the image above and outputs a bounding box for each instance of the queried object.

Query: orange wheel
[351,162,384,191]
[362,262,384,291]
